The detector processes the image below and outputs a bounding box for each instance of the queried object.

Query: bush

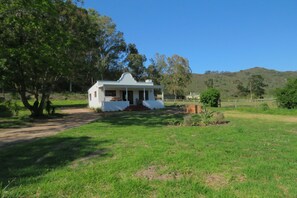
[183,115,194,126]
[200,109,214,126]
[200,88,221,107]
[212,112,225,124]
[168,118,181,126]
[183,114,201,126]
[259,103,269,111]
[0,100,13,117]
[276,78,297,109]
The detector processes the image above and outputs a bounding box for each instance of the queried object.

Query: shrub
[183,114,201,126]
[259,103,269,111]
[168,118,181,126]
[200,109,214,126]
[276,78,297,109]
[0,100,13,117]
[212,112,225,124]
[94,108,102,113]
[200,88,221,107]
[183,115,193,126]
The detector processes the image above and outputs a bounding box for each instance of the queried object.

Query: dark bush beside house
[200,88,221,107]
[276,78,297,109]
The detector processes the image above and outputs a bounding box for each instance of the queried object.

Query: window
[89,93,92,101]
[94,91,97,97]
[105,90,116,96]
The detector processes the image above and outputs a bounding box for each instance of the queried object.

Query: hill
[188,67,297,99]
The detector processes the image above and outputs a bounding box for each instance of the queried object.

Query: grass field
[1,108,297,197]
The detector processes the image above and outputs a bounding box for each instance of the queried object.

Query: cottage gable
[117,72,137,85]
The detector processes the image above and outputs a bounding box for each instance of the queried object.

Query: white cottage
[88,72,164,111]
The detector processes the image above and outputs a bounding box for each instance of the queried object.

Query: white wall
[88,84,101,108]
[102,101,129,111]
[143,100,164,109]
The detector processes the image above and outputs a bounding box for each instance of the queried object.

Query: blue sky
[83,0,297,74]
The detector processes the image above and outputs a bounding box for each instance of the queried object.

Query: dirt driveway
[0,108,100,148]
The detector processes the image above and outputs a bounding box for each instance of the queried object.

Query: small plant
[0,100,13,117]
[191,114,201,125]
[259,103,269,111]
[200,109,214,126]
[94,108,102,113]
[212,112,225,124]
[183,114,201,126]
[183,114,193,126]
[12,101,21,116]
[167,118,181,126]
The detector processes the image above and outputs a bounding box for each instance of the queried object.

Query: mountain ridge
[188,67,297,98]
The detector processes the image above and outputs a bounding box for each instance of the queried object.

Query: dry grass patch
[135,165,183,181]
[205,173,228,189]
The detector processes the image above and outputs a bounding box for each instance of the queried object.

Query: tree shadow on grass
[100,108,185,127]
[0,136,111,188]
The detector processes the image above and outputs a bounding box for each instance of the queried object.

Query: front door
[122,91,133,105]
[139,90,149,101]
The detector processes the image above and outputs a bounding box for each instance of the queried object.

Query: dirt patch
[205,173,228,189]
[235,174,246,182]
[0,108,100,148]
[135,165,183,181]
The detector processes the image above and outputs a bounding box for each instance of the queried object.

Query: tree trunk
[69,81,72,92]
[250,81,253,102]
[18,89,46,117]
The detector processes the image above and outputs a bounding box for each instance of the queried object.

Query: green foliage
[204,78,214,88]
[0,100,22,117]
[163,55,192,99]
[0,104,13,117]
[147,53,167,84]
[259,103,270,111]
[88,9,127,81]
[183,110,225,126]
[125,44,147,81]
[0,0,96,116]
[248,74,267,99]
[183,114,201,126]
[212,112,225,124]
[199,109,214,125]
[188,67,297,99]
[200,88,221,107]
[276,78,297,109]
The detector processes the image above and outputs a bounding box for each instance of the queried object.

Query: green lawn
[1,109,297,197]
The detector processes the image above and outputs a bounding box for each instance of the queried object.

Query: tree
[234,80,249,97]
[88,10,127,81]
[164,55,192,100]
[146,53,167,84]
[276,78,297,109]
[248,75,267,100]
[200,88,221,107]
[0,0,95,116]
[204,78,214,88]
[125,44,146,81]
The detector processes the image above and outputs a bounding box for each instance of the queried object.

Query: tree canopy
[276,78,297,109]
[0,0,95,116]
[200,88,221,107]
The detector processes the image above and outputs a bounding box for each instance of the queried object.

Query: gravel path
[0,108,100,148]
